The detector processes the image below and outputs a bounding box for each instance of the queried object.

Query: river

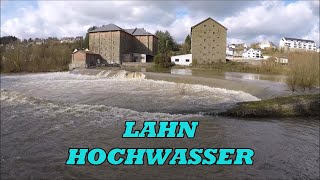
[1,71,319,179]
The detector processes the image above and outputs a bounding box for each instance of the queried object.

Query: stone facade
[89,24,158,64]
[191,18,227,64]
[69,50,103,69]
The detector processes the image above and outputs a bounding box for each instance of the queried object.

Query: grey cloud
[1,0,319,46]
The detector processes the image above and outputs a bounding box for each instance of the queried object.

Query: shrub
[153,53,174,68]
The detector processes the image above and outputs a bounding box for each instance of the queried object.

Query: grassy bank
[219,94,320,118]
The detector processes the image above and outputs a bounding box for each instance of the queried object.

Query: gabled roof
[124,28,153,36]
[89,24,124,33]
[191,17,228,31]
[283,37,315,43]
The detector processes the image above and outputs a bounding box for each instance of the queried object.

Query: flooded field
[1,71,319,179]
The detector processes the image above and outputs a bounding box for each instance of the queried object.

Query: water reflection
[224,72,286,82]
[169,69,286,83]
[170,69,192,76]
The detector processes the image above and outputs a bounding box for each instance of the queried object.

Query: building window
[186,59,190,62]
[204,25,206,27]
[213,32,215,34]
[175,59,179,62]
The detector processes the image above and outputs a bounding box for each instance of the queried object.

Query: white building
[229,43,248,49]
[258,41,276,49]
[242,48,262,59]
[171,54,192,66]
[226,47,234,57]
[275,57,288,64]
[279,37,317,51]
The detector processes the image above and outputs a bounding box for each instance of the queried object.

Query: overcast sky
[1,0,319,46]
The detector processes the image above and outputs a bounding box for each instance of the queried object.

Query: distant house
[243,48,262,59]
[191,17,227,64]
[275,57,288,64]
[69,49,105,69]
[233,43,248,49]
[60,37,75,43]
[226,47,234,57]
[279,37,317,51]
[258,41,276,49]
[171,54,192,66]
[34,39,45,45]
[75,36,83,41]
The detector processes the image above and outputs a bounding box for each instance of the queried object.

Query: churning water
[1,72,319,179]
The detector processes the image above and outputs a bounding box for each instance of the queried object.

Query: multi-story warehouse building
[279,37,317,51]
[89,24,158,64]
[191,17,227,64]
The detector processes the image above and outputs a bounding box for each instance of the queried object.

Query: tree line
[1,27,191,72]
[0,40,82,73]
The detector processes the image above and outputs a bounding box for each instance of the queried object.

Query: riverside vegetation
[220,94,320,118]
[0,40,82,73]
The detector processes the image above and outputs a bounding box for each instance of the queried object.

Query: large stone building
[89,24,158,64]
[191,18,227,64]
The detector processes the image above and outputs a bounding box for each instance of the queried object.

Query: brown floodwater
[1,72,319,179]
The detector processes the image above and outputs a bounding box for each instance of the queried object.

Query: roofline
[191,17,228,32]
[282,37,315,43]
[73,50,99,55]
[89,29,158,38]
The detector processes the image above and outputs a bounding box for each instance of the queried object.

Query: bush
[286,52,319,92]
[153,53,174,68]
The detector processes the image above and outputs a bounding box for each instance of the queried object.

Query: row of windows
[203,24,215,28]
[175,59,190,62]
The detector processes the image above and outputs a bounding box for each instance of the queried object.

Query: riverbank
[219,94,320,118]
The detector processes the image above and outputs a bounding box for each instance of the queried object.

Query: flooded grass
[221,94,320,118]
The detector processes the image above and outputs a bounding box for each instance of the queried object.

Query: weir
[70,69,145,79]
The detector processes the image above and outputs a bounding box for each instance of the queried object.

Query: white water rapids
[1,71,259,114]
